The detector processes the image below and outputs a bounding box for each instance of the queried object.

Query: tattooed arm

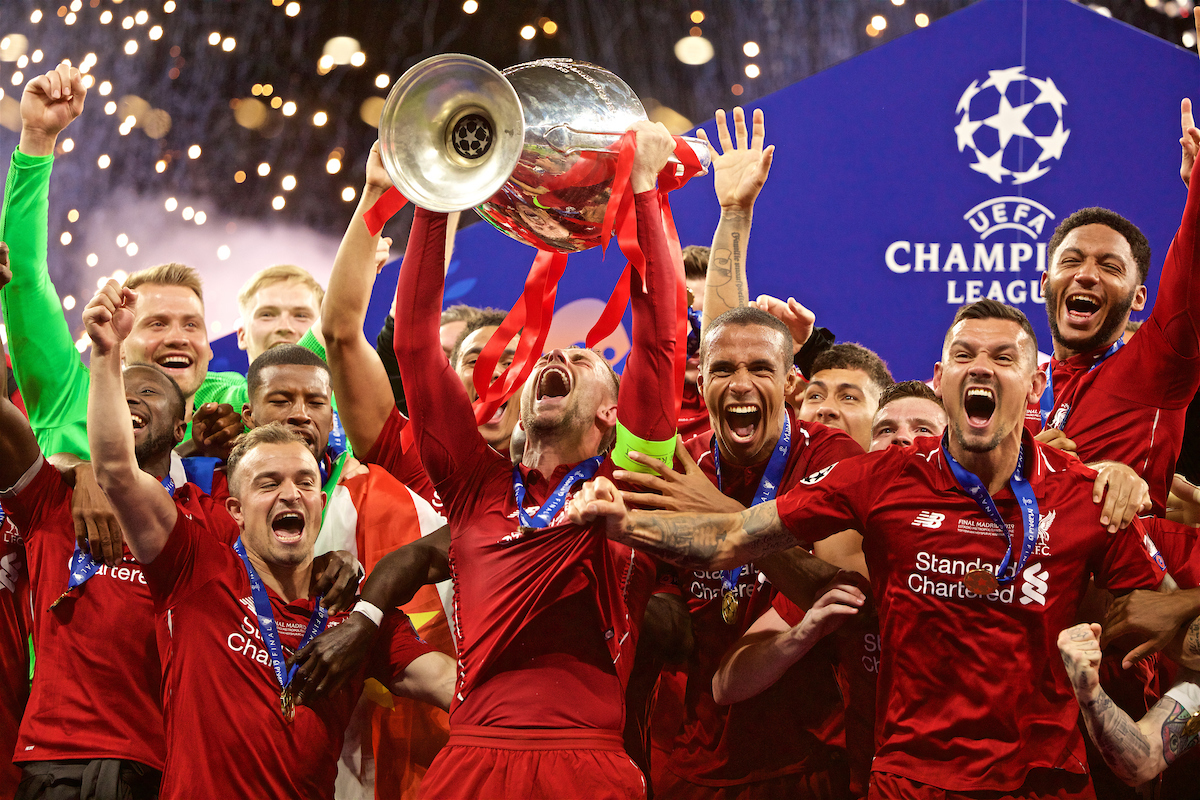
[568,476,796,569]
[1059,622,1200,784]
[697,107,774,328]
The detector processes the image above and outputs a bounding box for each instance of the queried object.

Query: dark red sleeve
[392,209,488,487]
[770,589,805,627]
[1146,157,1200,360]
[1139,516,1200,589]
[366,608,438,684]
[775,449,900,545]
[0,460,67,537]
[803,421,865,472]
[1091,517,1166,593]
[617,191,680,442]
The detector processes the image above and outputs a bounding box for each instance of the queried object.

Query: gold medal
[962,568,1000,596]
[48,588,74,610]
[1184,712,1200,739]
[280,688,295,723]
[721,591,739,625]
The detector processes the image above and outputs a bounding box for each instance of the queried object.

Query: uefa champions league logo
[955,66,1070,185]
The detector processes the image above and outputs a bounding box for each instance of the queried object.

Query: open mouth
[156,353,193,371]
[724,403,762,442]
[271,510,306,543]
[963,386,996,428]
[130,411,148,430]
[1064,293,1101,324]
[484,400,508,426]
[536,365,571,401]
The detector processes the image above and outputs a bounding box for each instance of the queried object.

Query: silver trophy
[377,54,711,254]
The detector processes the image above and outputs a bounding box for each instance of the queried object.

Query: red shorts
[418,726,647,800]
[868,770,1094,800]
[654,761,853,800]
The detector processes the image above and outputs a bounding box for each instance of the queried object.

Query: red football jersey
[775,434,1165,791]
[0,508,29,797]
[393,196,680,734]
[661,414,862,787]
[144,510,433,800]
[677,382,711,441]
[2,460,233,770]
[1025,169,1200,515]
[361,406,442,512]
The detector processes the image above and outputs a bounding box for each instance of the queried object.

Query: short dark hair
[810,343,894,393]
[700,306,794,372]
[246,343,331,400]
[945,299,1039,367]
[682,245,710,281]
[1047,207,1151,285]
[878,379,943,411]
[125,362,186,421]
[449,310,509,370]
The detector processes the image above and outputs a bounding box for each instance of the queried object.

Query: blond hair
[226,422,312,495]
[237,265,325,317]
[123,263,204,304]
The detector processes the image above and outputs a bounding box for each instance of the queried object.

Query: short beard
[134,426,177,467]
[1045,282,1136,356]
[952,422,1005,455]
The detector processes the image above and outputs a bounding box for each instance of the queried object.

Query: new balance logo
[1019,561,1048,606]
[912,511,945,529]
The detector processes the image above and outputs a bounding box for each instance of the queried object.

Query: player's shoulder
[683,430,715,464]
[1029,438,1099,485]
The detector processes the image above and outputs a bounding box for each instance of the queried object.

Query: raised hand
[82,281,136,356]
[698,107,775,211]
[310,550,362,614]
[21,62,86,157]
[628,120,677,194]
[752,294,815,353]
[1104,588,1200,669]
[1059,623,1104,699]
[365,140,394,193]
[1035,427,1077,455]
[287,613,378,705]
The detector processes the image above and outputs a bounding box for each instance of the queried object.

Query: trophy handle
[543,124,711,176]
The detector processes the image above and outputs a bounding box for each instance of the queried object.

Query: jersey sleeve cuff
[1166,681,1200,715]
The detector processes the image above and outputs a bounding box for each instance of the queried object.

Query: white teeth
[726,404,758,413]
[966,388,994,398]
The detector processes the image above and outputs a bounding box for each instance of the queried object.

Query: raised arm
[0,63,90,458]
[0,253,42,490]
[322,142,399,455]
[84,282,176,563]
[696,107,774,329]
[568,475,795,569]
[612,122,684,466]
[393,206,484,485]
[712,581,863,705]
[1059,622,1200,785]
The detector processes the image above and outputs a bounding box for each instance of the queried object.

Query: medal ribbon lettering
[232,538,328,722]
[942,435,1039,594]
[1039,339,1123,429]
[51,476,174,609]
[712,415,792,622]
[511,456,605,531]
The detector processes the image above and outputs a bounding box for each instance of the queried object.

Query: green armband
[611,424,676,475]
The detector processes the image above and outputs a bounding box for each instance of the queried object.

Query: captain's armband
[612,424,676,475]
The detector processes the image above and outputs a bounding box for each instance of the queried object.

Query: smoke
[75,187,342,341]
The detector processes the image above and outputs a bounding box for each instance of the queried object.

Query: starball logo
[884,66,1070,308]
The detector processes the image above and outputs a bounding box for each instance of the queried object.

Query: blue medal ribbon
[712,415,792,594]
[1039,339,1123,429]
[232,537,327,701]
[941,435,1039,586]
[53,475,175,608]
[511,456,605,530]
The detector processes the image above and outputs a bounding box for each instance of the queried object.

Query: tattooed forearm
[622,502,791,569]
[1185,618,1200,664]
[1081,689,1157,784]
[730,231,744,307]
[1158,698,1200,767]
